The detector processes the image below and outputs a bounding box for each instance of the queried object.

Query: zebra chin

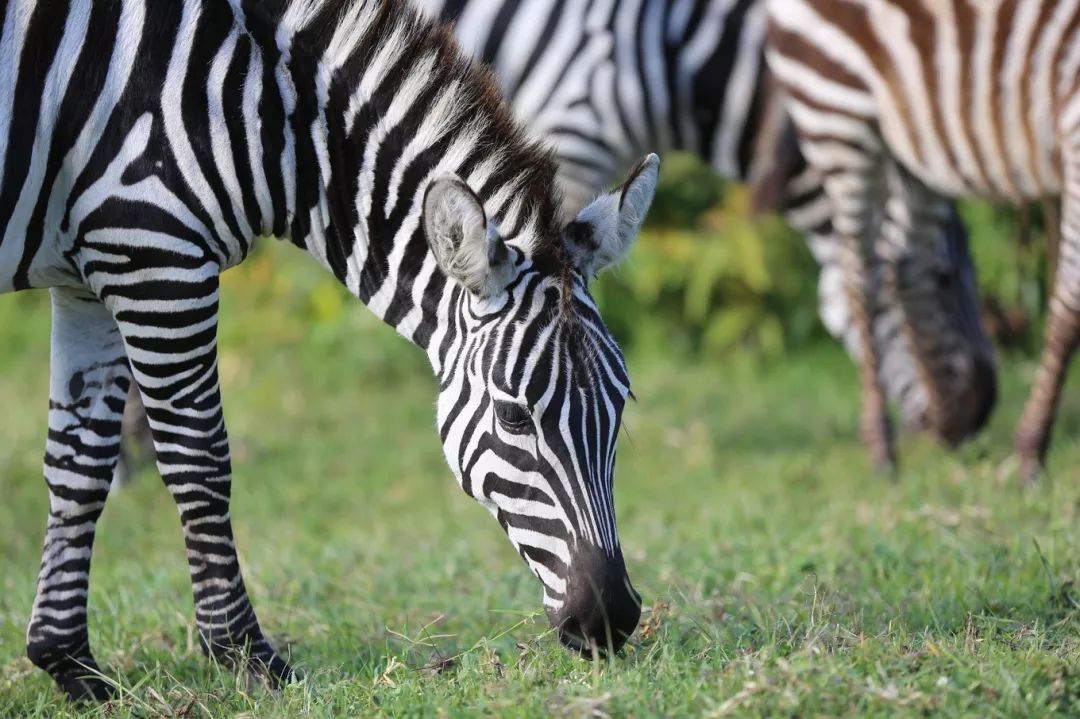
[914,353,997,448]
[542,543,641,655]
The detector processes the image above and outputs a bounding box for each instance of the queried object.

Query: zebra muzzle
[547,543,641,655]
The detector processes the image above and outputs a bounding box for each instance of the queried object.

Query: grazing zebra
[8,0,657,700]
[117,0,997,476]
[765,0,1080,479]
[410,0,995,465]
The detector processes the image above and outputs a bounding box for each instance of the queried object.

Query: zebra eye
[494,400,533,433]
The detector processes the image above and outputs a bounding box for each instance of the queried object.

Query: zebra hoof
[245,658,300,694]
[252,648,297,688]
[1017,455,1044,489]
[206,638,296,690]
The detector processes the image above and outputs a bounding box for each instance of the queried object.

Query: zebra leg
[1015,157,1080,484]
[26,288,130,702]
[822,165,897,473]
[115,274,294,684]
[846,241,897,474]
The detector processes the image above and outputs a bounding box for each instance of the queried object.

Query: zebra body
[770,0,1077,201]
[9,0,655,700]
[413,0,996,459]
[766,0,1079,476]
[419,0,769,209]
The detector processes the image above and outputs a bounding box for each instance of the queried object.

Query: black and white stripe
[8,0,654,700]
[765,0,1078,476]
[413,0,996,459]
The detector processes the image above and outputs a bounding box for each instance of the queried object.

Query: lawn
[2,242,1080,717]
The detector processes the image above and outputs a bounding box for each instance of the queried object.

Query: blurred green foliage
[594,154,823,359]
[210,152,1054,362]
[595,153,1056,360]
[959,200,1053,354]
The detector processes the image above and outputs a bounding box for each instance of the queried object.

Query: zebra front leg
[845,242,897,473]
[26,288,130,702]
[824,166,897,473]
[114,274,294,685]
[1015,157,1080,484]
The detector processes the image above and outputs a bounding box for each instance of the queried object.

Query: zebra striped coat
[7,0,654,700]
[765,0,1079,477]
[414,0,996,458]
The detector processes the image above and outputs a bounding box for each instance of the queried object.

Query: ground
[2,244,1080,717]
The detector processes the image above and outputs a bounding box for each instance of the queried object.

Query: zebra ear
[565,154,660,278]
[423,175,512,298]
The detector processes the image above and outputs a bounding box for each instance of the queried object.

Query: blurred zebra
[765,0,1079,479]
[110,0,994,478]
[9,0,654,700]
[409,0,996,468]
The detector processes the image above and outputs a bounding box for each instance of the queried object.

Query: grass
[2,242,1080,717]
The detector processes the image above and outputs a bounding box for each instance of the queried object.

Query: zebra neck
[250,0,564,356]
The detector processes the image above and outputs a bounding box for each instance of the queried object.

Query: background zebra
[7,0,657,700]
[409,0,996,468]
[765,0,1080,480]
[111,0,997,477]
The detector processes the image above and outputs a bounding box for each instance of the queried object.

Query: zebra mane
[236,0,571,275]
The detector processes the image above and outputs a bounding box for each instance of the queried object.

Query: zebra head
[816,204,997,445]
[421,155,661,653]
[751,115,996,446]
[882,204,997,445]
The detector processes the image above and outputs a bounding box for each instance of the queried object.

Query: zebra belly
[859,0,1072,205]
[876,87,1062,204]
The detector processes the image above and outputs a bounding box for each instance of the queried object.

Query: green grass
[2,243,1080,717]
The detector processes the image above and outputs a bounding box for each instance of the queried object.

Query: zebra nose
[547,544,641,654]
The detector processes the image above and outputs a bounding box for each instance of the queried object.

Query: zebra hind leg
[1014,146,1080,485]
[115,274,294,685]
[26,288,131,702]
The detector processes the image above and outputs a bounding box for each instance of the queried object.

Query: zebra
[114,0,997,476]
[408,0,996,469]
[764,0,1080,480]
[7,0,657,701]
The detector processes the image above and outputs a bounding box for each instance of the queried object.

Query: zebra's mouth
[555,618,635,656]
[544,543,641,656]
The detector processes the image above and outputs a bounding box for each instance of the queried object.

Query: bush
[958,200,1052,354]
[594,154,823,359]
[206,153,1063,364]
